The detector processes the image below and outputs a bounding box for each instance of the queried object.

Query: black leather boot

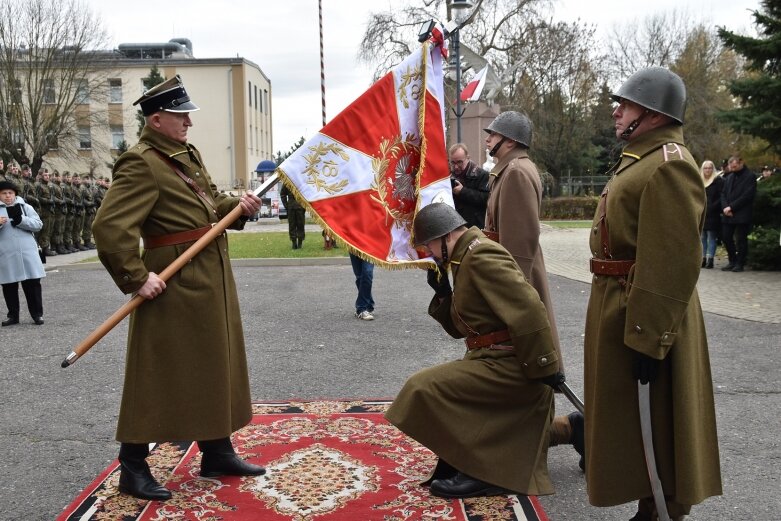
[1,315,19,327]
[118,443,172,501]
[568,411,586,471]
[430,472,509,498]
[701,257,706,268]
[706,257,714,269]
[296,238,303,249]
[291,239,298,250]
[198,437,266,478]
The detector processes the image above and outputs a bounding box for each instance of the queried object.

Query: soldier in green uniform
[36,169,58,256]
[386,203,559,499]
[7,163,22,191]
[584,67,722,520]
[280,182,305,248]
[19,165,39,212]
[50,170,68,255]
[92,75,264,501]
[69,174,86,250]
[80,174,96,249]
[0,159,6,183]
[61,172,76,252]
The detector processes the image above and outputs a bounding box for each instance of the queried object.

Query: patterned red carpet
[58,400,548,521]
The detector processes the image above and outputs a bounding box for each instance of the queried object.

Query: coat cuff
[624,286,688,359]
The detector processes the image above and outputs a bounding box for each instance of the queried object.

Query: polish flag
[276,39,452,269]
[460,65,488,102]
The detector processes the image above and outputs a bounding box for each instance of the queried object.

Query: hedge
[541,196,599,220]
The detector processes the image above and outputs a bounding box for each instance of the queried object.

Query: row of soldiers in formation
[0,158,110,256]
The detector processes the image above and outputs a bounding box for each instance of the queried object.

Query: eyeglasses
[449,159,466,166]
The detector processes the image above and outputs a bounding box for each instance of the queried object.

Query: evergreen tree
[717,0,781,154]
[136,66,166,137]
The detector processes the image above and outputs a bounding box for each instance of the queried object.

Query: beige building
[44,39,273,191]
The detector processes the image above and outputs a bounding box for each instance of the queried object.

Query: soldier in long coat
[483,111,583,462]
[386,203,559,498]
[585,67,722,520]
[92,75,265,502]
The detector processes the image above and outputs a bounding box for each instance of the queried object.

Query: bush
[541,196,599,220]
[749,175,781,270]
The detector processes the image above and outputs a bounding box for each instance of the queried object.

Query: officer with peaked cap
[92,75,263,501]
[584,67,722,520]
[386,202,558,498]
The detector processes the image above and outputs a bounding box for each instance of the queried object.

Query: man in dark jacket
[449,143,490,229]
[720,155,757,272]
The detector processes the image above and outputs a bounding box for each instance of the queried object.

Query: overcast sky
[84,0,759,155]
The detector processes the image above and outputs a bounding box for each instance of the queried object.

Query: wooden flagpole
[60,174,278,368]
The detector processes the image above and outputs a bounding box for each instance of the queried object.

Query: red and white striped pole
[319,0,326,127]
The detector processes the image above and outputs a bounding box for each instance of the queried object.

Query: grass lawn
[228,232,347,258]
[543,220,592,229]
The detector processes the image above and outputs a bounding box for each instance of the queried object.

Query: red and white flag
[460,65,488,102]
[277,40,452,269]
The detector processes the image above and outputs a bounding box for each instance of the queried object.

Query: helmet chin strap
[489,137,506,157]
[621,109,650,140]
[440,233,450,266]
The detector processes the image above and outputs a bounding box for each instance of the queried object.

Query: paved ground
[4,222,778,520]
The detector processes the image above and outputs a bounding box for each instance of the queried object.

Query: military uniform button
[635,325,643,333]
[541,357,548,363]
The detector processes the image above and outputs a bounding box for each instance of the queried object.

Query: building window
[111,126,124,149]
[248,81,252,107]
[11,126,24,147]
[108,79,122,103]
[43,79,55,104]
[254,85,258,111]
[263,89,268,114]
[78,126,91,149]
[76,80,89,104]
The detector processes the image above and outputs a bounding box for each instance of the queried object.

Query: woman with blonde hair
[700,160,723,269]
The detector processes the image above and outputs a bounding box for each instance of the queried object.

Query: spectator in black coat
[449,143,490,229]
[720,155,757,272]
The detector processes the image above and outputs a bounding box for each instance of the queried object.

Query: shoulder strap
[152,150,218,216]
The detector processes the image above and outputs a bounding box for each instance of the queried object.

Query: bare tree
[0,0,112,172]
[673,25,742,163]
[602,10,697,85]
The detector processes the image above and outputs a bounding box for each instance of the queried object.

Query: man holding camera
[449,143,490,229]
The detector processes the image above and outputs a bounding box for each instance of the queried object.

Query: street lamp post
[451,0,473,144]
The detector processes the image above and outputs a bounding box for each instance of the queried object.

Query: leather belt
[143,225,215,249]
[482,229,499,242]
[589,258,635,276]
[465,329,512,350]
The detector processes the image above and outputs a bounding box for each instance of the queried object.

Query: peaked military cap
[133,74,200,116]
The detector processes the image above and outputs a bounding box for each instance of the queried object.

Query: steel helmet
[413,203,466,246]
[611,67,687,124]
[483,111,533,148]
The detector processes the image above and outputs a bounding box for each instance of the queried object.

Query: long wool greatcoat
[92,126,252,443]
[584,125,722,507]
[386,227,558,495]
[485,148,562,373]
[0,196,45,284]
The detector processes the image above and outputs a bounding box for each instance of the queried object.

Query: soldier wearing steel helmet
[584,67,722,520]
[386,202,558,499]
[482,111,584,464]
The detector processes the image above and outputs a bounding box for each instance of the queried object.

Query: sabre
[546,372,585,414]
[638,381,672,521]
[60,173,280,368]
